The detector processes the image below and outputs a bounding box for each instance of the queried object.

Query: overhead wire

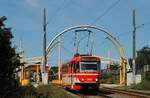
[95,21,150,51]
[89,0,150,45]
[61,44,74,56]
[88,0,122,50]
[74,0,121,54]
[48,0,150,61]
[91,0,121,25]
[136,21,150,29]
[116,21,150,38]
[48,0,121,57]
[47,0,73,25]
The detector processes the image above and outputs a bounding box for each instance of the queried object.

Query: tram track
[71,89,114,98]
[99,87,150,98]
[54,84,150,98]
[70,87,150,98]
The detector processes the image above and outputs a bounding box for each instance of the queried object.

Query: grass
[2,84,76,98]
[130,71,150,90]
[130,80,150,90]
[100,73,119,84]
[36,85,76,98]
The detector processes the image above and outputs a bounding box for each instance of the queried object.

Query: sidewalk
[100,84,150,94]
[101,84,120,88]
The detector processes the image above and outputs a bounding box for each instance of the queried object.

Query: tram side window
[98,61,101,72]
[76,62,80,72]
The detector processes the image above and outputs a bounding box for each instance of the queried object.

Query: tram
[61,54,101,91]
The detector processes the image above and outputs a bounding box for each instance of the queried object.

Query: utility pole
[42,8,48,85]
[74,32,77,54]
[74,31,79,55]
[57,37,61,80]
[86,31,91,54]
[132,10,136,84]
[19,40,24,85]
[90,40,94,55]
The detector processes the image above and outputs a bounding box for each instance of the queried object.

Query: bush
[145,70,150,81]
[130,80,150,90]
[2,84,76,98]
[100,73,119,84]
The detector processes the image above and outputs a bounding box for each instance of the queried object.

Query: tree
[136,46,150,70]
[107,61,119,71]
[49,66,58,80]
[0,16,20,95]
[128,58,133,69]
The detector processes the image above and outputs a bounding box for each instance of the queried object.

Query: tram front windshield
[78,62,99,72]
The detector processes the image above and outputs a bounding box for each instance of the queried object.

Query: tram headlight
[81,78,84,81]
[95,78,98,81]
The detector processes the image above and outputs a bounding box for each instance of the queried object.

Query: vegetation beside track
[130,80,150,90]
[100,72,119,84]
[130,70,150,90]
[2,84,76,98]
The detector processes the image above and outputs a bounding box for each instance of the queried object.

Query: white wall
[127,72,141,86]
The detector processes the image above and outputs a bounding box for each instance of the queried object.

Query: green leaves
[136,46,150,69]
[0,16,20,95]
[0,16,7,27]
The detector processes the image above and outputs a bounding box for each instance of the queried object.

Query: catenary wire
[91,0,121,25]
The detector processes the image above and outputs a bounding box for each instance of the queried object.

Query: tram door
[71,62,74,84]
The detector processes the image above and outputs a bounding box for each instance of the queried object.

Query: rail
[100,87,150,98]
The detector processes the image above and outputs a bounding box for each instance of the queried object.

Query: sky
[0,0,150,67]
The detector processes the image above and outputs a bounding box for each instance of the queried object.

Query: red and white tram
[61,55,101,91]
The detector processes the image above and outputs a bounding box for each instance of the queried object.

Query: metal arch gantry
[45,25,127,86]
[106,37,127,86]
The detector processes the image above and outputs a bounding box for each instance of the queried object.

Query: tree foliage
[0,16,20,95]
[136,46,150,69]
[49,66,58,80]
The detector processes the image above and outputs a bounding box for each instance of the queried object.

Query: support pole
[42,8,48,85]
[36,64,39,83]
[20,66,22,83]
[106,37,126,86]
[21,65,24,85]
[132,10,136,84]
[58,37,61,80]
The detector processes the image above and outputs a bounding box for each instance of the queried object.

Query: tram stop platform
[100,83,150,95]
[101,84,120,88]
[51,80,62,85]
